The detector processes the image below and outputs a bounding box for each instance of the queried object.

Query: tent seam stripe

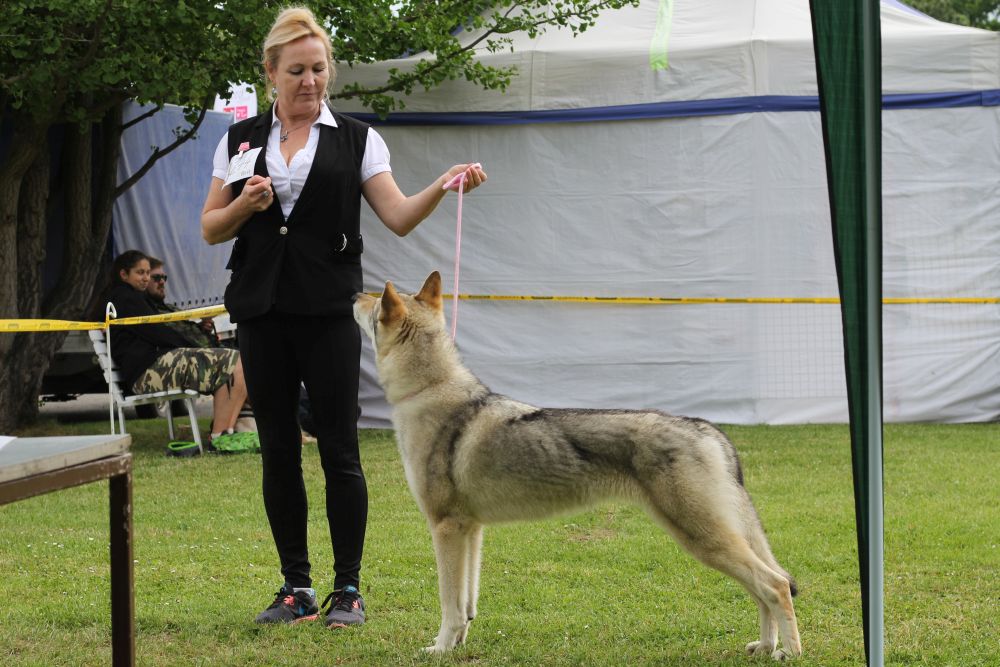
[344,89,1000,126]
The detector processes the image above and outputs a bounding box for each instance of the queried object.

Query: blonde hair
[263,6,336,101]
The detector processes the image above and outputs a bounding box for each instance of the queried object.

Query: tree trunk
[7,132,62,427]
[0,122,44,355]
[0,122,45,432]
[45,108,122,320]
[0,107,123,431]
[1,132,55,429]
[17,132,50,317]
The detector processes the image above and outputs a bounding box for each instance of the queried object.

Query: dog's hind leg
[745,598,778,657]
[465,524,484,624]
[425,517,474,654]
[698,541,801,661]
[643,500,800,660]
[737,494,799,659]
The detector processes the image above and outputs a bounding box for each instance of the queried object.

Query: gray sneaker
[254,585,319,624]
[322,585,366,628]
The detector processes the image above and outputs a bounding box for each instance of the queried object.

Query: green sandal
[166,441,201,458]
[211,431,260,454]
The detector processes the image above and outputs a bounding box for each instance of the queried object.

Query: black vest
[223,104,369,322]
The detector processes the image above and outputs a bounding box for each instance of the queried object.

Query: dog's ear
[380,280,406,323]
[415,271,443,311]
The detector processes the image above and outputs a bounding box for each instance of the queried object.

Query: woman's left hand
[442,163,487,193]
[363,162,489,237]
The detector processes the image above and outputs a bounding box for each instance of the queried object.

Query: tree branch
[113,96,213,199]
[121,104,163,131]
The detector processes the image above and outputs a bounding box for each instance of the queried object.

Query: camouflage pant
[132,348,239,396]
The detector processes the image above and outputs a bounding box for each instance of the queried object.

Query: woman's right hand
[202,175,272,244]
[238,175,274,213]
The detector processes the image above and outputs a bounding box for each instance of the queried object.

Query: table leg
[109,457,135,667]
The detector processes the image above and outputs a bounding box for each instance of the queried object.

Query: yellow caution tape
[447,294,845,305]
[0,319,108,333]
[109,305,227,326]
[0,305,228,333]
[882,297,1000,304]
[3,296,997,333]
[371,293,1000,305]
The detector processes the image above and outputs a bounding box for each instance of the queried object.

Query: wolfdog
[353,272,801,660]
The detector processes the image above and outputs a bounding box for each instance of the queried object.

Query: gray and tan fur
[353,272,802,660]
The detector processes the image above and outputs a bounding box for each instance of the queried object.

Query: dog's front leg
[465,524,484,623]
[424,518,472,654]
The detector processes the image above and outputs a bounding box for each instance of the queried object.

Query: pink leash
[441,163,481,341]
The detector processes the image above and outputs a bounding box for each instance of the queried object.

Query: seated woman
[105,250,249,446]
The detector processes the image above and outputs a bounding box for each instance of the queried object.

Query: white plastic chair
[91,304,203,452]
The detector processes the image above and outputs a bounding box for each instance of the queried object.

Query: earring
[271,86,277,96]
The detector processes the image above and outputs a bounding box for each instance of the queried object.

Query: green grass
[1,418,997,666]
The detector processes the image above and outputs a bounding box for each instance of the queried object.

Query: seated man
[145,256,255,434]
[145,256,220,348]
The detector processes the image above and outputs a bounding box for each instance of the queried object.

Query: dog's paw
[424,627,467,655]
[770,647,796,662]
[746,640,775,657]
[423,645,447,655]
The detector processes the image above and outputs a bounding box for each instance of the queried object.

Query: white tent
[332,0,1000,427]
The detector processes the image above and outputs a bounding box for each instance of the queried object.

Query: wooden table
[0,434,134,667]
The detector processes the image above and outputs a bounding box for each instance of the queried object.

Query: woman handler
[200,6,486,628]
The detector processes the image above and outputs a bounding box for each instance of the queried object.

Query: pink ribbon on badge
[238,141,250,153]
[441,163,481,341]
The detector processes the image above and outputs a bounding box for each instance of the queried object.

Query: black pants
[238,311,367,590]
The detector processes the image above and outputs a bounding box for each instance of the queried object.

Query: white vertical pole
[105,302,118,435]
[862,0,884,664]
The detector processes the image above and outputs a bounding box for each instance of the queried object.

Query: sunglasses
[150,274,168,283]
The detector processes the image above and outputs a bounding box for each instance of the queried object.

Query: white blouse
[212,102,391,220]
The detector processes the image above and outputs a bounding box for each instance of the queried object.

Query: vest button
[279,226,288,235]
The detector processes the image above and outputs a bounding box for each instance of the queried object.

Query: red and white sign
[214,83,257,123]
